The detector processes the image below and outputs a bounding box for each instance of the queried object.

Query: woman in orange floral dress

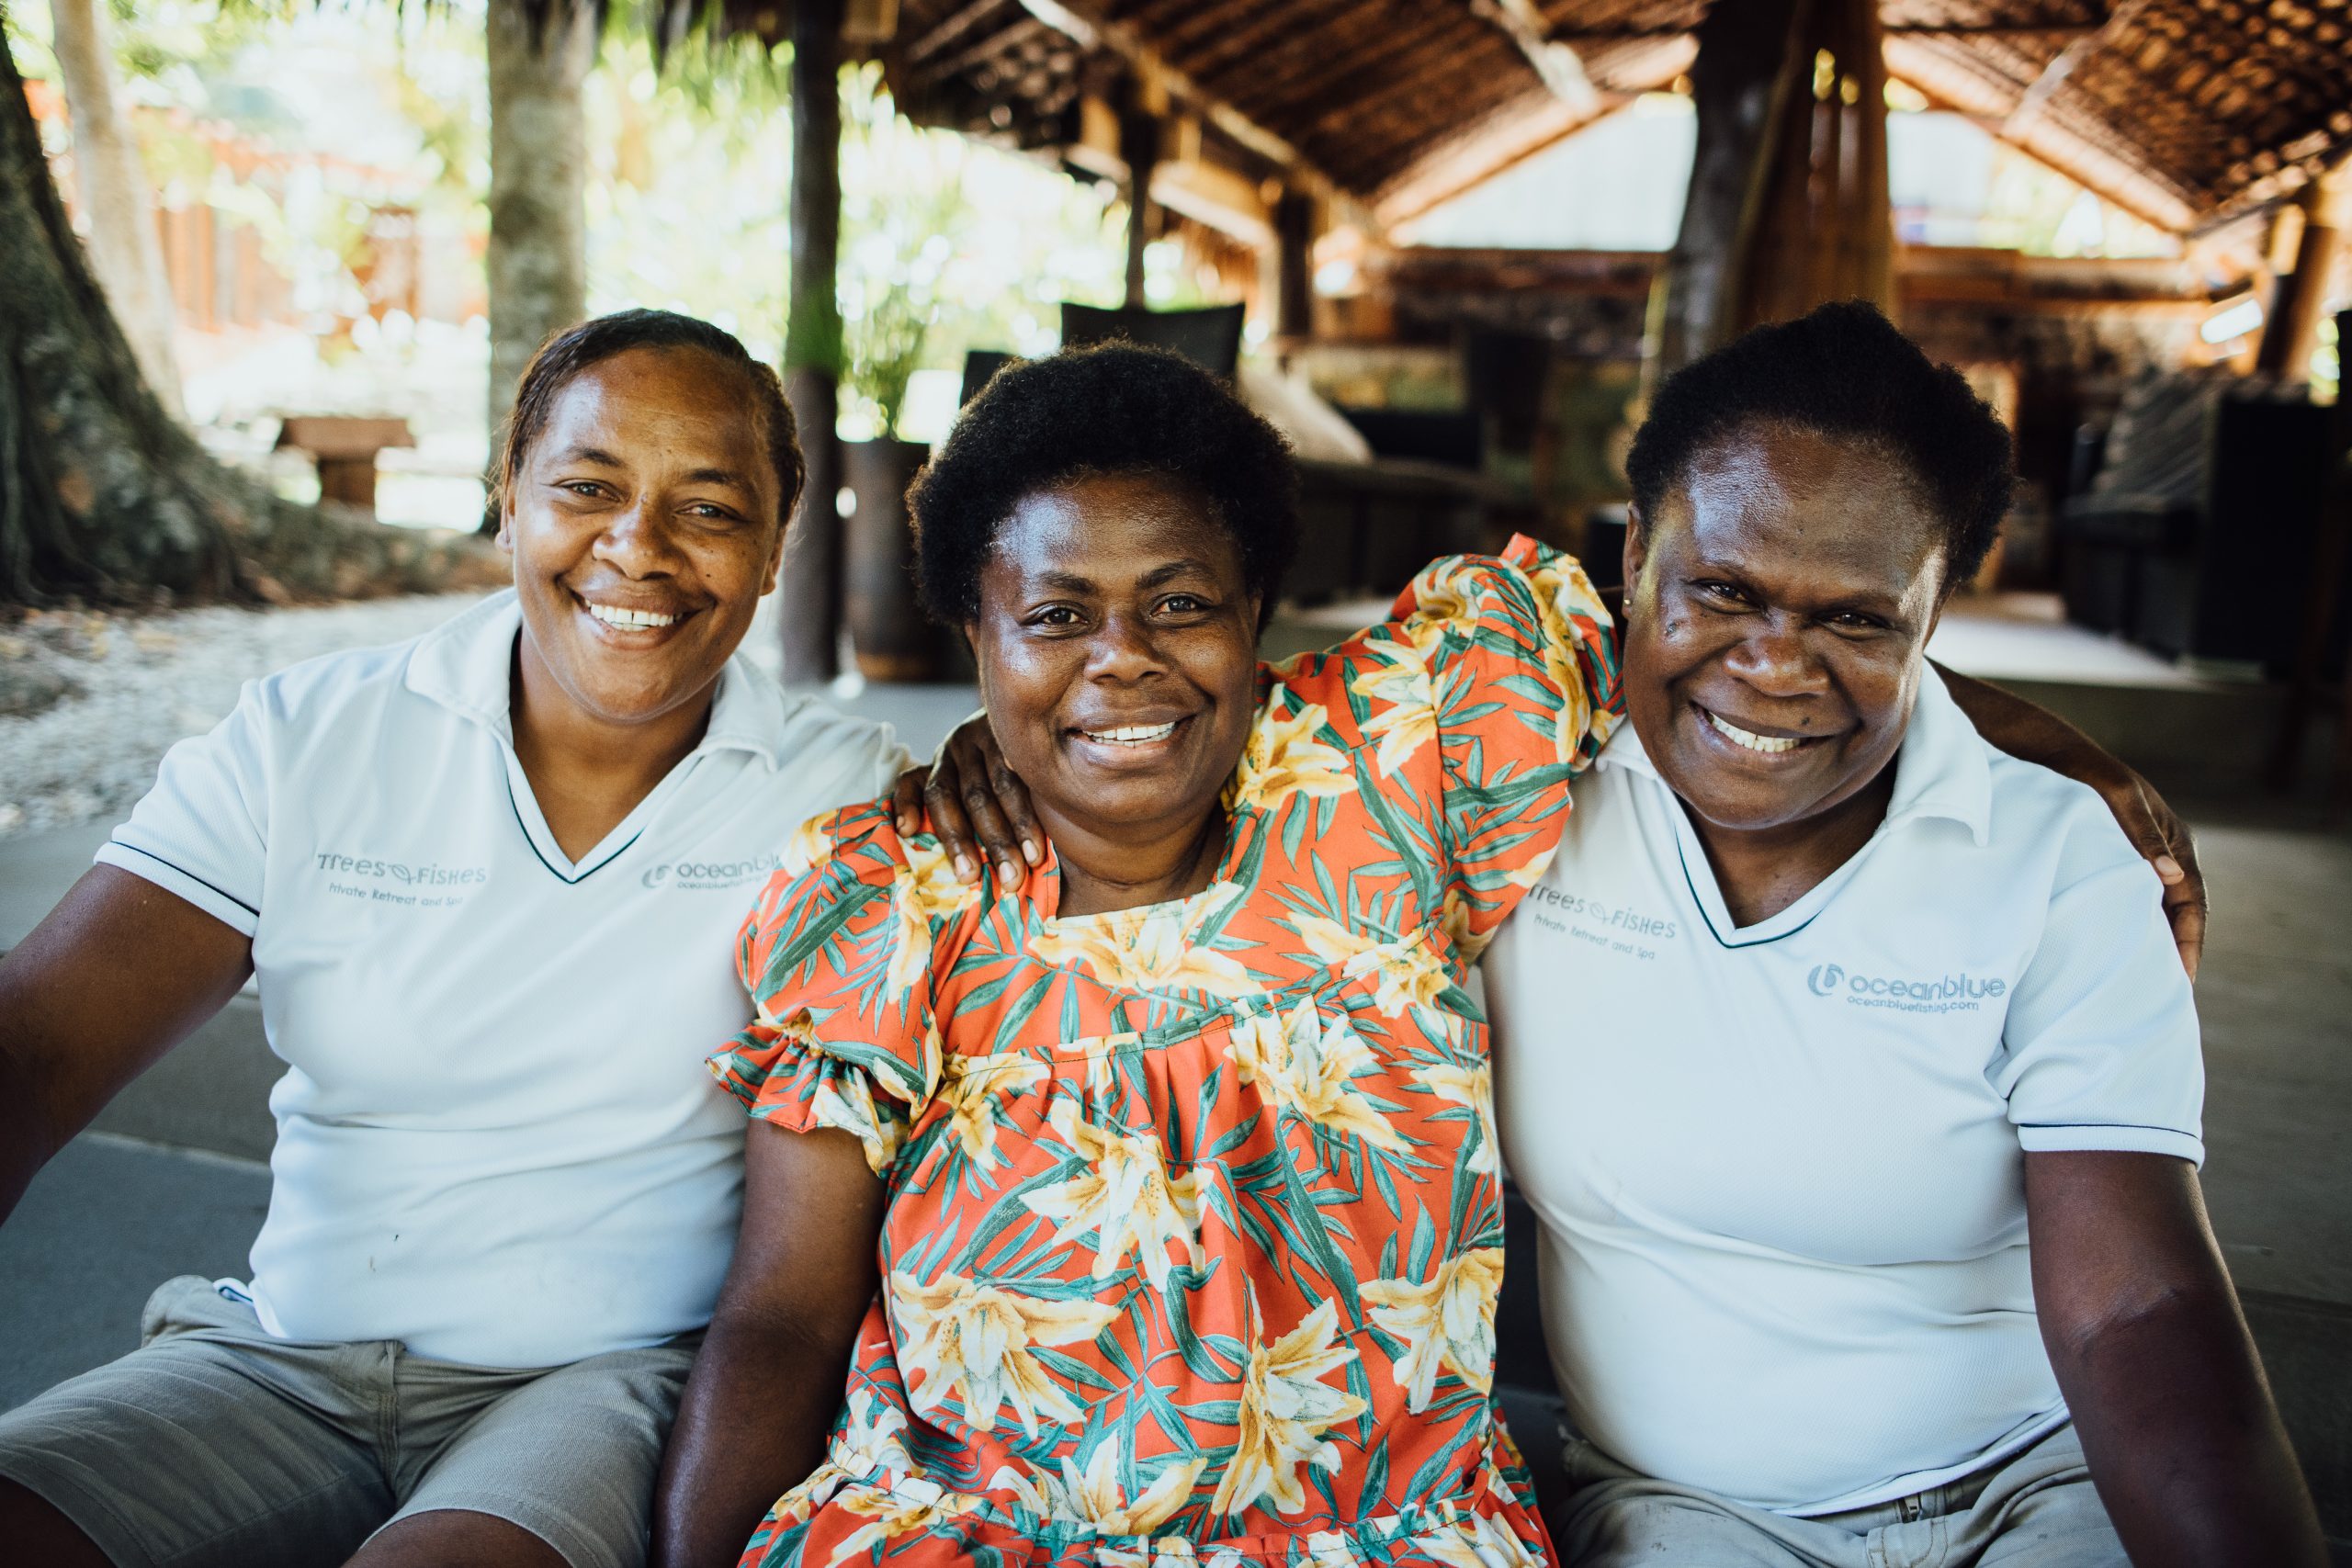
[651,344,1618,1568]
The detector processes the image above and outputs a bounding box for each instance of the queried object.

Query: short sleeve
[1347,535,1620,951]
[1989,817,2204,1165]
[93,677,273,937]
[708,801,975,1177]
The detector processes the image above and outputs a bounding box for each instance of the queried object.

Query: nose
[591,496,682,578]
[1084,607,1167,682]
[1721,613,1827,700]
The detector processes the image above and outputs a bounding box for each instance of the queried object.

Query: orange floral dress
[711,536,1619,1568]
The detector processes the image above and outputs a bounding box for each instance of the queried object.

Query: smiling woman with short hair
[1485,303,2323,1567]
[0,310,1010,1568]
[652,343,1621,1568]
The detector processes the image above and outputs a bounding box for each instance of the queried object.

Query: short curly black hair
[909,343,1298,627]
[1625,301,2012,584]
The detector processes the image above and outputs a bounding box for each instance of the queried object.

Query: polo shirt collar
[402,588,792,768]
[1592,664,1991,846]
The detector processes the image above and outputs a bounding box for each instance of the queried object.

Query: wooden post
[1120,95,1160,309]
[783,0,845,685]
[2256,161,2352,384]
[1274,187,1315,344]
[1647,0,1810,380]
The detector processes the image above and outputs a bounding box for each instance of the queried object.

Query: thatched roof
[876,1,2352,233]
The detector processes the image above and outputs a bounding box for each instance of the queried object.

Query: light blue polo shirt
[1487,668,2202,1516]
[96,590,907,1367]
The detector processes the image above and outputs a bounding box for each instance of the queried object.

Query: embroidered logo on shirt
[1807,963,2007,1012]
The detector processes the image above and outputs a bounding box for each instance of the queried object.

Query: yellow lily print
[1418,1509,1546,1568]
[1361,1247,1506,1412]
[1060,1438,1207,1536]
[885,840,979,999]
[1226,700,1353,815]
[1349,638,1443,779]
[1230,998,1406,1151]
[1415,1059,1499,1177]
[824,1482,978,1568]
[1211,1298,1369,1517]
[1525,552,1618,767]
[891,1269,1120,1437]
[939,1054,1048,1171]
[1397,558,1482,654]
[1026,884,1254,998]
[1291,913,1450,1021]
[1022,1100,1204,1291]
[781,812,837,879]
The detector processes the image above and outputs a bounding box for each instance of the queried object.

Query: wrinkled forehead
[984,472,1242,588]
[1660,422,1951,590]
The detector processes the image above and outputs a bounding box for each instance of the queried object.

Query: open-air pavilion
[3,0,2350,1555]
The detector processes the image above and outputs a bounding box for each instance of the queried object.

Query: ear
[760,524,786,596]
[494,493,516,553]
[1621,503,1649,597]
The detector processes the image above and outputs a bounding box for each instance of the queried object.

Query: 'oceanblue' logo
[1807,964,1844,996]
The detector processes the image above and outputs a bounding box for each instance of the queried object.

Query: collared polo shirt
[96,590,906,1367]
[1487,668,2202,1517]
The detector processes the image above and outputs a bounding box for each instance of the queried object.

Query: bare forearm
[2053,1289,2324,1565]
[0,1039,67,1224]
[652,1310,858,1568]
[1936,663,2112,778]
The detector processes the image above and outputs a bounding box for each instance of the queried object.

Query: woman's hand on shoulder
[1936,662,2206,977]
[890,713,1044,888]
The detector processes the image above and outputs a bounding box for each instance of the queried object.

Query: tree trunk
[2,31,478,606]
[48,0,182,418]
[1646,0,1809,380]
[486,0,593,452]
[780,0,844,684]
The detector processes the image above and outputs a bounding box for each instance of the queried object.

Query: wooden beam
[1464,0,1599,116]
[782,0,843,683]
[2007,0,2149,136]
[1012,0,1374,227]
[2256,158,2352,378]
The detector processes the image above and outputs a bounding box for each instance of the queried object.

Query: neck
[1685,760,1899,928]
[510,637,714,858]
[1043,800,1226,918]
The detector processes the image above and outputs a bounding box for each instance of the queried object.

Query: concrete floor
[2,656,2347,1549]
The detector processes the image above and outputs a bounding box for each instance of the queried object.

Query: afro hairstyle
[908,343,1298,628]
[1624,300,2013,585]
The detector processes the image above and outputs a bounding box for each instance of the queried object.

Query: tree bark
[1646,0,1809,379]
[781,0,844,684]
[2,28,480,606]
[486,0,593,450]
[48,0,183,417]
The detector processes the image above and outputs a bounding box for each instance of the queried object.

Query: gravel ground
[0,593,495,840]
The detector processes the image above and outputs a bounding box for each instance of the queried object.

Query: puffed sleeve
[707,800,977,1177]
[1279,535,1618,953]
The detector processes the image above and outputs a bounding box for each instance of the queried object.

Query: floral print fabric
[712,536,1619,1568]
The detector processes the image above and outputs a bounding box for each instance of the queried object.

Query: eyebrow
[1029,558,1217,594]
[548,448,752,491]
[551,445,625,468]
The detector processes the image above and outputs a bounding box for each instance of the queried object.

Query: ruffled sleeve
[1273,534,1618,956]
[708,800,977,1177]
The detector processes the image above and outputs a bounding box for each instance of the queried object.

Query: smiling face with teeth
[968,472,1261,909]
[499,344,786,750]
[1622,423,1952,852]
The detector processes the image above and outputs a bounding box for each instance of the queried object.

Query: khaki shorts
[1551,1420,2124,1568]
[0,1275,699,1568]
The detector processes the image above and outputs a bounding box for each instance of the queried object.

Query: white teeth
[586,603,677,630]
[1082,721,1178,745]
[1707,711,1802,754]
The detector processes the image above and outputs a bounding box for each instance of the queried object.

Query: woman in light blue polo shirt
[0,310,1022,1568]
[1484,304,2323,1565]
